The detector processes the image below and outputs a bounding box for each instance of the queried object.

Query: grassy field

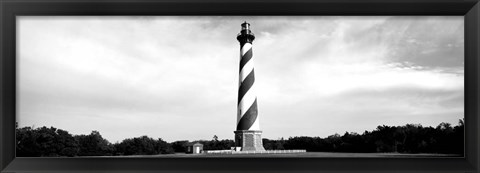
[102,152,461,158]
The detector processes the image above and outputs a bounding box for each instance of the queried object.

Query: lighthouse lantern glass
[242,23,250,31]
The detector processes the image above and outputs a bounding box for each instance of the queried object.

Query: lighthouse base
[234,130,265,151]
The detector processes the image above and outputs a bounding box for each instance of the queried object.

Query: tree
[55,129,79,156]
[171,140,189,153]
[16,126,42,157]
[16,126,79,157]
[452,118,465,155]
[156,138,175,154]
[114,136,174,155]
[75,131,114,156]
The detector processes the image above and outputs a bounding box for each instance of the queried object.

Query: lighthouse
[234,22,265,151]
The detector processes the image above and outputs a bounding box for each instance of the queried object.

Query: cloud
[379,17,464,68]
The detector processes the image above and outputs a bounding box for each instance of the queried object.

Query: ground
[101,152,461,158]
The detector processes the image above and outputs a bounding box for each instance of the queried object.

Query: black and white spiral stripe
[237,43,260,131]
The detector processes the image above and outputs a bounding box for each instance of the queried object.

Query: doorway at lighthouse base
[234,130,266,151]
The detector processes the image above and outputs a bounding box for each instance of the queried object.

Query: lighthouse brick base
[234,130,265,151]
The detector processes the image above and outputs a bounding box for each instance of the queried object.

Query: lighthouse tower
[234,22,265,151]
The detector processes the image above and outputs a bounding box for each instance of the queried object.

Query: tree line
[16,119,464,157]
[16,124,234,157]
[263,119,464,155]
[16,125,175,157]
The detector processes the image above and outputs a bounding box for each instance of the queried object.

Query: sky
[17,16,464,143]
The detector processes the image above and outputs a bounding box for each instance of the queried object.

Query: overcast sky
[17,16,464,143]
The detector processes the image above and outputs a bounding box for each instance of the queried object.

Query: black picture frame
[1,0,478,172]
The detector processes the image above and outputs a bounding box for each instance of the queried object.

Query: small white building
[186,142,203,154]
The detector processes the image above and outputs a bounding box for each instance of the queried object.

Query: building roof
[187,142,204,146]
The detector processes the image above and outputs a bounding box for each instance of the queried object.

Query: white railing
[203,149,307,154]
